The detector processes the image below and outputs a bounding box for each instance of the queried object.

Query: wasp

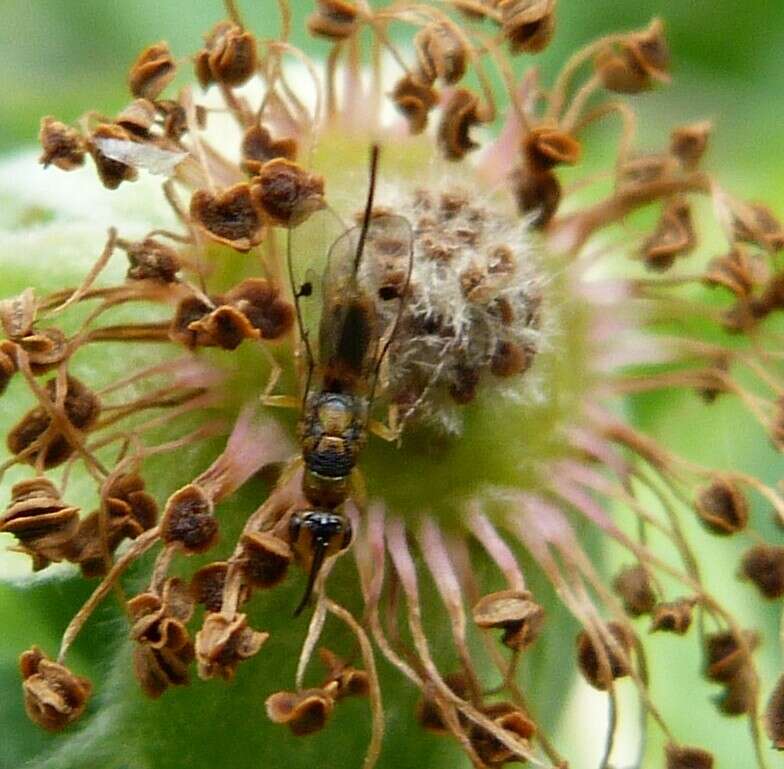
[275,145,413,615]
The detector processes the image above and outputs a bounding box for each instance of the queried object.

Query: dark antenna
[286,226,315,402]
[352,144,381,275]
[293,542,327,617]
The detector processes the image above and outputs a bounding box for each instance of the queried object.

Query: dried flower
[266,688,335,736]
[195,612,268,680]
[128,42,177,99]
[190,183,265,251]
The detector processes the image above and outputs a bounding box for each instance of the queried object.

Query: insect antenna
[286,225,315,403]
[352,143,381,275]
[293,540,328,617]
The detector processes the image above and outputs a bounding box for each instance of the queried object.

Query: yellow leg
[369,406,403,444]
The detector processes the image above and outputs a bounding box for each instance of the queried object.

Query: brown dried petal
[415,24,468,85]
[240,531,292,589]
[0,341,17,396]
[170,296,212,348]
[725,198,784,253]
[129,42,176,99]
[195,612,268,680]
[665,743,714,769]
[524,126,581,172]
[510,167,561,228]
[241,125,297,175]
[23,328,68,374]
[472,589,545,651]
[671,121,712,169]
[695,479,748,535]
[612,565,657,617]
[224,278,295,340]
[438,88,482,161]
[641,198,696,272]
[190,183,264,252]
[740,544,784,599]
[250,159,325,226]
[391,74,439,135]
[307,0,358,41]
[188,304,259,350]
[650,598,695,635]
[717,666,756,716]
[576,622,632,691]
[491,340,536,379]
[765,674,784,749]
[704,629,759,684]
[266,689,335,736]
[597,18,670,94]
[0,288,36,340]
[88,123,139,190]
[38,117,85,171]
[499,0,556,54]
[20,647,92,731]
[318,648,369,700]
[161,484,218,554]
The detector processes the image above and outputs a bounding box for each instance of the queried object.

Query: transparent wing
[318,214,414,388]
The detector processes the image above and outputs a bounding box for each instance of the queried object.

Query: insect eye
[378,286,398,301]
[288,513,303,542]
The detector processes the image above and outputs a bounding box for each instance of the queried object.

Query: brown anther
[190,183,264,252]
[499,0,556,54]
[38,117,85,171]
[524,126,581,172]
[195,612,268,680]
[190,561,234,612]
[20,647,92,731]
[703,248,756,299]
[472,589,545,651]
[170,296,212,349]
[240,125,297,176]
[318,648,370,700]
[391,74,439,135]
[128,578,195,651]
[438,88,483,161]
[491,340,536,379]
[650,598,695,635]
[195,21,257,88]
[704,629,759,684]
[612,564,657,617]
[725,198,784,253]
[765,674,784,750]
[116,99,157,137]
[87,123,139,190]
[160,484,218,554]
[0,478,80,570]
[717,665,757,716]
[69,473,158,577]
[157,99,188,140]
[739,544,784,599]
[641,198,696,272]
[187,304,259,350]
[128,41,176,99]
[250,159,325,227]
[21,328,68,375]
[266,688,335,736]
[671,121,712,170]
[665,743,714,769]
[472,701,537,766]
[415,24,468,85]
[7,376,100,470]
[510,167,561,228]
[596,18,670,94]
[695,479,748,535]
[576,621,633,691]
[416,673,470,733]
[0,288,36,340]
[224,278,295,340]
[125,237,181,282]
[240,531,292,589]
[0,341,17,396]
[307,0,358,41]
[132,641,194,699]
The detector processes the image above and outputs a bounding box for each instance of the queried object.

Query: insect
[283,145,414,615]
